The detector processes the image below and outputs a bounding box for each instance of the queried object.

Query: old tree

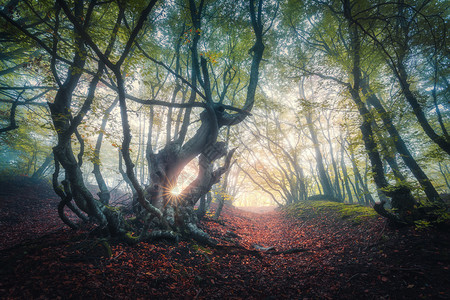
[0,0,270,243]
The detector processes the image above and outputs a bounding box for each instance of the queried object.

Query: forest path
[199,204,449,299]
[226,209,310,251]
[209,204,374,254]
[195,204,387,297]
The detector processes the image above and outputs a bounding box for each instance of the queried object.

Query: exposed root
[58,200,78,230]
[253,244,308,255]
[209,244,308,257]
[140,230,179,243]
[373,201,410,227]
[253,244,275,251]
[187,223,218,246]
[266,248,309,255]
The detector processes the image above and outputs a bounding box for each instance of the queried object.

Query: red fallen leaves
[1,181,450,299]
[0,179,78,251]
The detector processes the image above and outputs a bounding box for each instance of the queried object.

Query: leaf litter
[0,180,449,299]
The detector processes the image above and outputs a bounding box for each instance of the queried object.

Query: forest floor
[0,178,449,299]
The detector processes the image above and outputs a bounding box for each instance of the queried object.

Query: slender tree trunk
[205,191,213,212]
[390,1,450,156]
[340,141,353,204]
[134,112,142,178]
[347,143,366,205]
[31,152,54,181]
[166,27,183,143]
[309,160,323,195]
[197,194,207,219]
[394,60,450,156]
[92,97,118,204]
[299,167,307,201]
[119,150,136,195]
[214,127,231,220]
[140,112,146,185]
[326,117,342,201]
[438,162,450,190]
[305,112,334,197]
[363,84,443,203]
[345,1,387,194]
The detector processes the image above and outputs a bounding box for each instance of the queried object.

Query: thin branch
[0,91,24,133]
[0,86,58,90]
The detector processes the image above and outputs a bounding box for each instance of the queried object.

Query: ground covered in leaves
[0,178,449,299]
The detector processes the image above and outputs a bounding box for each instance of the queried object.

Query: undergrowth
[282,201,378,225]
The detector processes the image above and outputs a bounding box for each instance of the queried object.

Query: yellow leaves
[181,27,202,45]
[200,51,221,65]
[213,188,233,202]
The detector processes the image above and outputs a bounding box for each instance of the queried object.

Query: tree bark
[31,152,54,181]
[339,138,353,204]
[305,112,334,198]
[92,97,118,204]
[363,82,443,204]
[394,57,450,156]
[388,1,450,156]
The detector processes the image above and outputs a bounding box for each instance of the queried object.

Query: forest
[0,0,449,298]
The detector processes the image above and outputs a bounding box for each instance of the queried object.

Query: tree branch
[0,91,23,133]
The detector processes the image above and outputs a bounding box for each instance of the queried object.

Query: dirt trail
[227,210,310,251]
[201,205,449,299]
[193,206,380,297]
[215,205,375,253]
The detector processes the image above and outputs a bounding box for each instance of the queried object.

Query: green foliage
[0,106,54,178]
[212,188,233,204]
[413,219,432,230]
[1,0,448,221]
[413,202,450,230]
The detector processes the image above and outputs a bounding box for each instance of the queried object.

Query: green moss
[282,201,377,224]
[105,205,121,212]
[414,202,450,230]
[191,243,212,255]
[125,231,138,239]
[120,231,139,245]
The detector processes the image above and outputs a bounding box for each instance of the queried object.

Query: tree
[0,0,269,243]
[352,0,450,155]
[299,81,336,200]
